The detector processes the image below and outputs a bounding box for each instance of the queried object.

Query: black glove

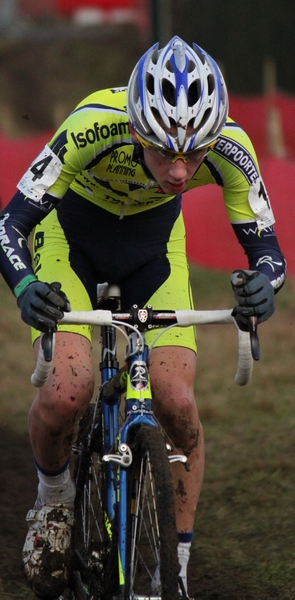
[231,270,275,331]
[17,281,71,332]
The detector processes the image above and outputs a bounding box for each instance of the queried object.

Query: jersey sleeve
[205,119,275,228]
[0,190,60,297]
[203,118,286,291]
[0,121,80,296]
[16,120,90,202]
[16,89,131,204]
[232,222,286,291]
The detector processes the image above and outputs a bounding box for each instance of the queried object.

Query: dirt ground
[0,425,37,598]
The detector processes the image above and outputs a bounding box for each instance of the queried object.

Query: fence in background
[14,0,148,28]
[0,105,294,276]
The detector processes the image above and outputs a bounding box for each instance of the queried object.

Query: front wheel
[65,403,110,600]
[123,423,180,600]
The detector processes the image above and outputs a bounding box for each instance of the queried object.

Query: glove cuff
[14,275,38,299]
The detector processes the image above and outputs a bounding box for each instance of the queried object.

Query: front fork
[100,325,120,524]
[115,340,154,591]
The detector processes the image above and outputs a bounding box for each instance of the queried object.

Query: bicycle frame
[100,324,169,593]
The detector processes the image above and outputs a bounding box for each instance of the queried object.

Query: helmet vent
[151,107,175,129]
[146,73,155,95]
[207,74,215,95]
[166,60,174,73]
[198,107,212,129]
[188,60,195,73]
[188,79,201,106]
[162,79,176,106]
[192,44,205,65]
[151,48,159,64]
[151,107,161,123]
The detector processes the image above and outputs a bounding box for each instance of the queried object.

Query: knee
[50,378,94,417]
[37,372,95,429]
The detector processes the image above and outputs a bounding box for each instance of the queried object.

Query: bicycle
[31,274,258,600]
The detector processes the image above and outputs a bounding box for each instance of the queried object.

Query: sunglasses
[137,133,215,164]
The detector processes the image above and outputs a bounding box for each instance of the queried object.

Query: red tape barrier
[229,92,295,158]
[0,95,294,275]
[183,156,294,276]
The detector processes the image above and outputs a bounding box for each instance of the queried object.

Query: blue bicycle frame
[100,325,159,593]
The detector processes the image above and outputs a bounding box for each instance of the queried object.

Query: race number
[17,145,62,201]
[248,176,275,230]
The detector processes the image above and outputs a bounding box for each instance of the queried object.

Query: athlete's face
[142,146,207,195]
[129,124,208,195]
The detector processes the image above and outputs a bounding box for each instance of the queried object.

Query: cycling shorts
[32,190,196,352]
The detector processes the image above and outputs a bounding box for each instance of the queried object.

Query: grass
[0,265,295,599]
[188,266,295,599]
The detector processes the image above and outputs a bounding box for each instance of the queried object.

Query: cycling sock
[151,534,193,594]
[177,531,193,543]
[34,457,70,476]
[177,532,193,593]
[34,459,76,510]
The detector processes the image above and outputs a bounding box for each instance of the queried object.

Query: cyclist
[0,36,286,599]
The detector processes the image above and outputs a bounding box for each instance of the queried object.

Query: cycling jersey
[29,192,197,349]
[0,87,286,301]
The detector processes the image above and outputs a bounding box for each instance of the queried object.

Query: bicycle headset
[127,35,229,154]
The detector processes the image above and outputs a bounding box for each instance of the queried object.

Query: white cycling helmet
[127,35,228,153]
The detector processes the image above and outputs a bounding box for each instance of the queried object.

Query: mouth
[166,181,187,193]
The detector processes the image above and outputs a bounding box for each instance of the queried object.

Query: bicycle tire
[122,423,180,600]
[66,402,118,600]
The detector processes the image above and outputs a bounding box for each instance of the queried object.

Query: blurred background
[1,0,295,137]
[0,0,294,274]
[1,6,295,597]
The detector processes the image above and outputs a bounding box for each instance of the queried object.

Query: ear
[129,122,139,143]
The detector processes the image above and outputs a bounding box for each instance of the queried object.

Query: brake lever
[249,316,260,361]
[41,329,54,362]
[231,270,261,361]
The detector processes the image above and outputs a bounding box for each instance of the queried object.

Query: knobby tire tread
[67,412,180,600]
[68,402,105,600]
[124,423,180,600]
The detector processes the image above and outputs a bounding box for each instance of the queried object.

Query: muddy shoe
[22,505,74,599]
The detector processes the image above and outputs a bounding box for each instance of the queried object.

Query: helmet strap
[133,143,155,181]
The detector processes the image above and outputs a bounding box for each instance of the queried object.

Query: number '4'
[30,156,53,181]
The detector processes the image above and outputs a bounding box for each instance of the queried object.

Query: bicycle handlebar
[31,308,254,388]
